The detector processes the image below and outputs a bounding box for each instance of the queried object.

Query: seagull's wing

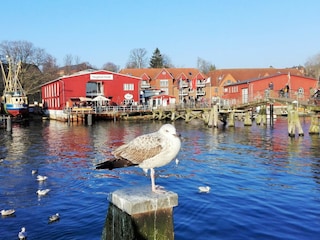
[113,133,163,164]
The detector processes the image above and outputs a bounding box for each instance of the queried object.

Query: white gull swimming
[37,175,48,181]
[96,124,181,193]
[49,213,60,223]
[198,186,211,193]
[18,227,27,240]
[1,209,15,216]
[36,189,50,196]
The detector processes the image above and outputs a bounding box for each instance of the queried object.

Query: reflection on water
[0,118,320,239]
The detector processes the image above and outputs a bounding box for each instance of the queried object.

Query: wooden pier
[42,96,320,136]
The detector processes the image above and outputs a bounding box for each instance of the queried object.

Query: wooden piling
[270,104,274,126]
[244,111,252,126]
[309,115,320,135]
[103,187,178,240]
[87,114,92,126]
[288,106,304,137]
[256,106,267,126]
[213,105,218,127]
[208,107,214,127]
[171,110,175,121]
[256,114,262,125]
[228,111,235,127]
[6,115,12,132]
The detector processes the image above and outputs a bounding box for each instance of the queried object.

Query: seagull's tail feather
[96,158,137,170]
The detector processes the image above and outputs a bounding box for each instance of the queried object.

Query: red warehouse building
[41,70,141,118]
[222,73,318,106]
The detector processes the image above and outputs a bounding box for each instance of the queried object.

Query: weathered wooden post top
[102,186,178,240]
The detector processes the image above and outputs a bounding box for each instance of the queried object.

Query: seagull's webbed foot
[152,185,166,194]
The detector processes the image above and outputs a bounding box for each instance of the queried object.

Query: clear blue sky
[2,0,320,69]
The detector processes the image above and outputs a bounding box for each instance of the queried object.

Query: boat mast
[0,56,25,96]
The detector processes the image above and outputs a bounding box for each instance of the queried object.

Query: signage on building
[90,74,113,80]
[124,93,133,100]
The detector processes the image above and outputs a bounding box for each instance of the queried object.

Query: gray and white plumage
[198,186,210,193]
[37,175,48,181]
[96,124,181,192]
[18,227,27,240]
[1,209,15,216]
[36,189,50,196]
[49,213,60,223]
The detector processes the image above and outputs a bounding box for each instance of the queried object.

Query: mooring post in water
[213,104,218,128]
[256,105,267,126]
[102,187,178,240]
[244,111,252,126]
[228,110,235,127]
[87,114,92,126]
[287,105,304,137]
[309,115,320,135]
[6,115,12,132]
[208,106,214,127]
[269,103,274,126]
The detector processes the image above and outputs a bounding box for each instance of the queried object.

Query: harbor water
[1,117,320,239]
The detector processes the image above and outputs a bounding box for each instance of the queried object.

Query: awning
[92,95,110,101]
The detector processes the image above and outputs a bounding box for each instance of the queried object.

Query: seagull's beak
[174,133,181,138]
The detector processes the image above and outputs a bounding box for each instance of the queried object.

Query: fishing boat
[0,57,28,117]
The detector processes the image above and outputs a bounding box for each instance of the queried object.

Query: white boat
[0,57,28,117]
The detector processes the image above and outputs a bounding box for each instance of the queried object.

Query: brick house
[222,73,317,106]
[119,68,207,105]
[206,68,304,102]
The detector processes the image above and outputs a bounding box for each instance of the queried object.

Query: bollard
[213,104,218,128]
[309,115,320,135]
[6,115,12,132]
[102,187,178,240]
[228,111,235,127]
[269,104,274,126]
[67,112,71,126]
[256,114,261,125]
[244,111,252,126]
[288,108,304,137]
[207,107,214,127]
[171,110,175,121]
[87,114,92,126]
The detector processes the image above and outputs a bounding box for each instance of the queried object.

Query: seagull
[49,213,60,223]
[96,124,181,193]
[37,175,48,181]
[18,227,27,240]
[1,209,15,216]
[31,169,38,175]
[36,189,50,196]
[198,186,211,193]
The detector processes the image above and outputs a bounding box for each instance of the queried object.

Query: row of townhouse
[119,68,208,106]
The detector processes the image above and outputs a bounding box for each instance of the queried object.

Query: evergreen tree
[149,48,164,68]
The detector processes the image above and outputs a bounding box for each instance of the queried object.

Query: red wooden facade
[223,73,318,105]
[41,70,141,110]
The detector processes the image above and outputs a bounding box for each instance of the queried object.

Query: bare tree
[126,48,148,68]
[102,62,120,72]
[197,57,216,74]
[63,54,73,75]
[305,53,320,79]
[0,40,59,99]
[162,54,174,68]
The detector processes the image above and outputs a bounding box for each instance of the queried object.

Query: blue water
[1,118,320,239]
